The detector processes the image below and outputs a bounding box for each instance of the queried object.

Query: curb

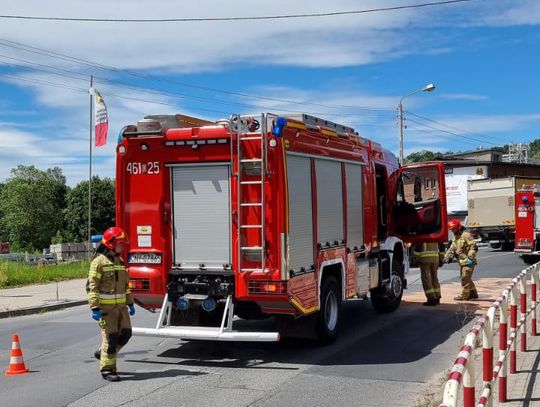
[0,300,87,319]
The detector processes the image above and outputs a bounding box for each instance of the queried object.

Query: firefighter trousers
[420,262,441,301]
[98,306,132,374]
[460,265,478,299]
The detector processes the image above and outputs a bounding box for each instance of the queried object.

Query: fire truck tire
[316,276,341,344]
[370,258,404,313]
[522,254,540,265]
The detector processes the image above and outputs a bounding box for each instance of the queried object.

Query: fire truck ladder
[231,114,268,273]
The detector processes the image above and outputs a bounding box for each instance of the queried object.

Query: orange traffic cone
[5,333,29,376]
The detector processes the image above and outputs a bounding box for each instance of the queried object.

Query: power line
[0,38,395,114]
[0,55,396,121]
[406,118,500,146]
[0,1,473,23]
[405,110,513,145]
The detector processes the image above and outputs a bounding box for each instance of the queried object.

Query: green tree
[63,176,115,241]
[530,139,540,160]
[405,150,445,163]
[0,165,67,251]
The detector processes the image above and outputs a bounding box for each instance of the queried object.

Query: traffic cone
[5,333,29,376]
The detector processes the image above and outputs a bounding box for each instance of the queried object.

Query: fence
[440,263,539,406]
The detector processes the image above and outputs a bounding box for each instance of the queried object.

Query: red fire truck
[116,113,447,343]
[515,185,540,264]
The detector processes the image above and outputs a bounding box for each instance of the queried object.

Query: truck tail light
[517,238,533,248]
[129,278,150,291]
[248,281,287,295]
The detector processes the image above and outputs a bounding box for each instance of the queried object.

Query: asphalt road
[0,247,527,407]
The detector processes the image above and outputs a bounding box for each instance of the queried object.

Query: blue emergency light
[272,117,287,137]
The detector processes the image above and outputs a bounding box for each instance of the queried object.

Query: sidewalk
[0,278,87,318]
[1,277,539,404]
[404,275,540,405]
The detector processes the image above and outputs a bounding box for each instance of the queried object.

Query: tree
[405,150,445,163]
[530,139,540,160]
[0,165,67,251]
[63,176,115,241]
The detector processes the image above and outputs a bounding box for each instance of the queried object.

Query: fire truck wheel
[316,276,341,344]
[522,254,540,265]
[370,258,404,313]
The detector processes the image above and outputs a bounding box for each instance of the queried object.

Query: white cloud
[438,93,488,101]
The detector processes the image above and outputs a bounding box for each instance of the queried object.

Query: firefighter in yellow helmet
[413,242,445,306]
[444,219,479,301]
[87,227,135,382]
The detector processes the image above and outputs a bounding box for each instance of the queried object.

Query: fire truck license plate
[128,253,162,264]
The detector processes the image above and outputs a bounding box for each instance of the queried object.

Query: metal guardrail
[440,263,539,407]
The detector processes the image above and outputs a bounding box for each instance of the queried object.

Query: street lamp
[398,83,436,164]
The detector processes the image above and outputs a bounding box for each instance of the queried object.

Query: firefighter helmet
[102,227,127,249]
[448,219,463,232]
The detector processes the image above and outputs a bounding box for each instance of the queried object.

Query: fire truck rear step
[132,294,279,342]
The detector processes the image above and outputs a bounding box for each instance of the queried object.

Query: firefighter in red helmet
[87,227,135,382]
[444,219,479,301]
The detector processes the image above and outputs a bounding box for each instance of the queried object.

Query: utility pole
[397,83,436,165]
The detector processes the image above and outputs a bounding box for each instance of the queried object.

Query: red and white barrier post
[498,295,509,402]
[510,284,518,374]
[520,272,528,352]
[532,265,538,336]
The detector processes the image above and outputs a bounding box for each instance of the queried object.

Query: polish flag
[94,89,108,147]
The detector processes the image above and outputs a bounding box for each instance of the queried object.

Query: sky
[0,0,539,186]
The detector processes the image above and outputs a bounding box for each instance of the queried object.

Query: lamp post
[398,83,436,164]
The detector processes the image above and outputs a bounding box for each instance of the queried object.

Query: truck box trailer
[467,176,540,250]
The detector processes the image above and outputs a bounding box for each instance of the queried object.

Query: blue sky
[0,0,539,185]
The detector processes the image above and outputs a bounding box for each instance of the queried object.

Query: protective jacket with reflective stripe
[413,242,444,264]
[87,254,133,309]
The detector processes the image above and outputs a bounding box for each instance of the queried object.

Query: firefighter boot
[102,372,121,382]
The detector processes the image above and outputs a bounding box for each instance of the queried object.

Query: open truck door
[392,162,448,243]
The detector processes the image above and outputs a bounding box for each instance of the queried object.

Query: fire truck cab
[117,113,447,343]
[515,185,540,264]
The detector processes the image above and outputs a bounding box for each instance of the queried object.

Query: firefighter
[413,242,445,306]
[444,219,479,301]
[87,227,135,382]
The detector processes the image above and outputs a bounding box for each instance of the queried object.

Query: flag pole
[88,75,93,260]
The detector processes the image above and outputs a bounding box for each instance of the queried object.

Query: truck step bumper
[132,326,279,341]
[133,293,279,342]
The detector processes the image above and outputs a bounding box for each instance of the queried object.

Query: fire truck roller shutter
[171,164,231,269]
[286,155,314,273]
[345,163,363,250]
[315,159,344,246]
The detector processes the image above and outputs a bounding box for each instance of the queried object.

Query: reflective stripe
[100,354,116,370]
[87,293,99,299]
[102,266,114,272]
[10,356,24,364]
[99,293,126,300]
[114,265,125,270]
[88,271,101,278]
[417,253,440,258]
[100,298,126,305]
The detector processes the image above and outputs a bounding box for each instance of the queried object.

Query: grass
[0,260,89,288]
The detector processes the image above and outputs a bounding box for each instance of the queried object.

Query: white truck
[467,176,540,250]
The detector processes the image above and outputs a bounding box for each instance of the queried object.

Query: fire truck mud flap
[132,295,279,342]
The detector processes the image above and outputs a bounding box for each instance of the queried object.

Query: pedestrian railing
[440,263,539,407]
